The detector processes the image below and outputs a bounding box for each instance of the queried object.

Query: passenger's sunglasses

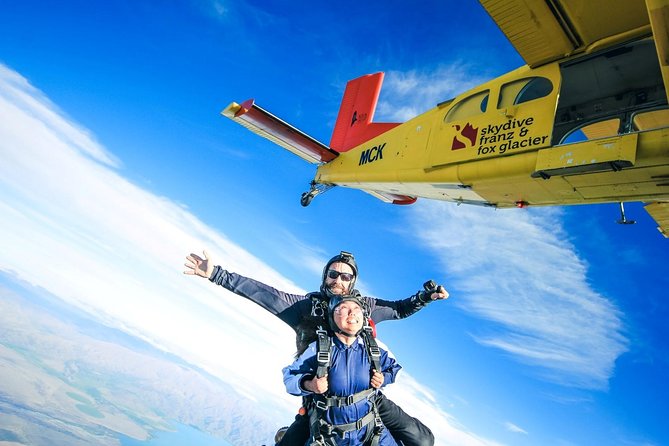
[334,306,362,317]
[326,270,354,282]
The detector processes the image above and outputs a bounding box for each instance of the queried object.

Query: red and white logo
[451,123,478,150]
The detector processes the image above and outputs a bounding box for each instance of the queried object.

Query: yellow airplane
[222,0,669,237]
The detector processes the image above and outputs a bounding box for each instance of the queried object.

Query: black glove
[417,280,444,303]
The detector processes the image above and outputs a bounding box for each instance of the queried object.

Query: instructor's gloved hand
[417,280,449,303]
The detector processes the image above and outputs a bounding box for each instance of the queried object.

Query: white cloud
[0,64,505,444]
[266,228,330,278]
[504,421,527,435]
[376,64,491,122]
[384,373,504,446]
[409,201,629,389]
[0,64,119,168]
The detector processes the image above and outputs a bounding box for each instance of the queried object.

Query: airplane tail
[329,72,400,152]
[221,72,416,206]
[221,73,399,163]
[221,99,339,164]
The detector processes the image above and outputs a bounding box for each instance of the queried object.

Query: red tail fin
[329,72,400,152]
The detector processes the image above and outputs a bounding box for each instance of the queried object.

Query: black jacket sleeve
[365,291,432,324]
[209,265,310,330]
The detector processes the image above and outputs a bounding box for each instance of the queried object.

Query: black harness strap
[308,403,331,446]
[361,326,381,371]
[315,327,331,378]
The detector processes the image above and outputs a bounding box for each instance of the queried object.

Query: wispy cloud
[376,64,491,122]
[504,421,527,435]
[385,373,504,446]
[195,0,233,23]
[0,64,119,168]
[208,0,228,18]
[409,201,629,389]
[0,64,502,445]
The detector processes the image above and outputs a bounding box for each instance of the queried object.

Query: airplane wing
[481,0,669,119]
[644,202,669,237]
[479,0,651,68]
[221,100,339,164]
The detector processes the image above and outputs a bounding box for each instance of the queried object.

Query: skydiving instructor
[184,249,449,446]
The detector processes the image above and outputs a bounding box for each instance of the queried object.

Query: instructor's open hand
[184,250,214,279]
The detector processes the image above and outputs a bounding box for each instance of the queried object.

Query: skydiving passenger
[284,294,400,445]
[184,250,449,446]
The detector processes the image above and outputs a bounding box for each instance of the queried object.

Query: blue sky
[1,1,668,445]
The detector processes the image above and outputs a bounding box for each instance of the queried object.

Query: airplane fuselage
[315,38,669,209]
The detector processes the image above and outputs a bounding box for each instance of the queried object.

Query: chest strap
[331,408,383,435]
[314,388,376,410]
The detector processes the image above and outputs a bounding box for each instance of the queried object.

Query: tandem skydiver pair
[185,250,448,445]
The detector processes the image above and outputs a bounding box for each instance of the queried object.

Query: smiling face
[332,300,364,336]
[324,261,355,296]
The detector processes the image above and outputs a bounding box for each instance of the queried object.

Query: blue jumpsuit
[283,336,401,446]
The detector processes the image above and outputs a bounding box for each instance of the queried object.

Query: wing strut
[616,202,637,225]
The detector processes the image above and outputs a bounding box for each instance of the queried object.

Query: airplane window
[515,77,553,104]
[561,128,587,144]
[480,94,489,112]
[444,90,490,122]
[561,118,620,144]
[633,109,669,131]
[497,77,553,109]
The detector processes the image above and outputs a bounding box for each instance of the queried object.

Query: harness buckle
[374,414,384,431]
[316,351,331,364]
[368,345,381,359]
[314,399,328,411]
[318,420,334,437]
[310,433,326,446]
[345,394,354,406]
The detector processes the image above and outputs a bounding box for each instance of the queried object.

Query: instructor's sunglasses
[326,270,354,282]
